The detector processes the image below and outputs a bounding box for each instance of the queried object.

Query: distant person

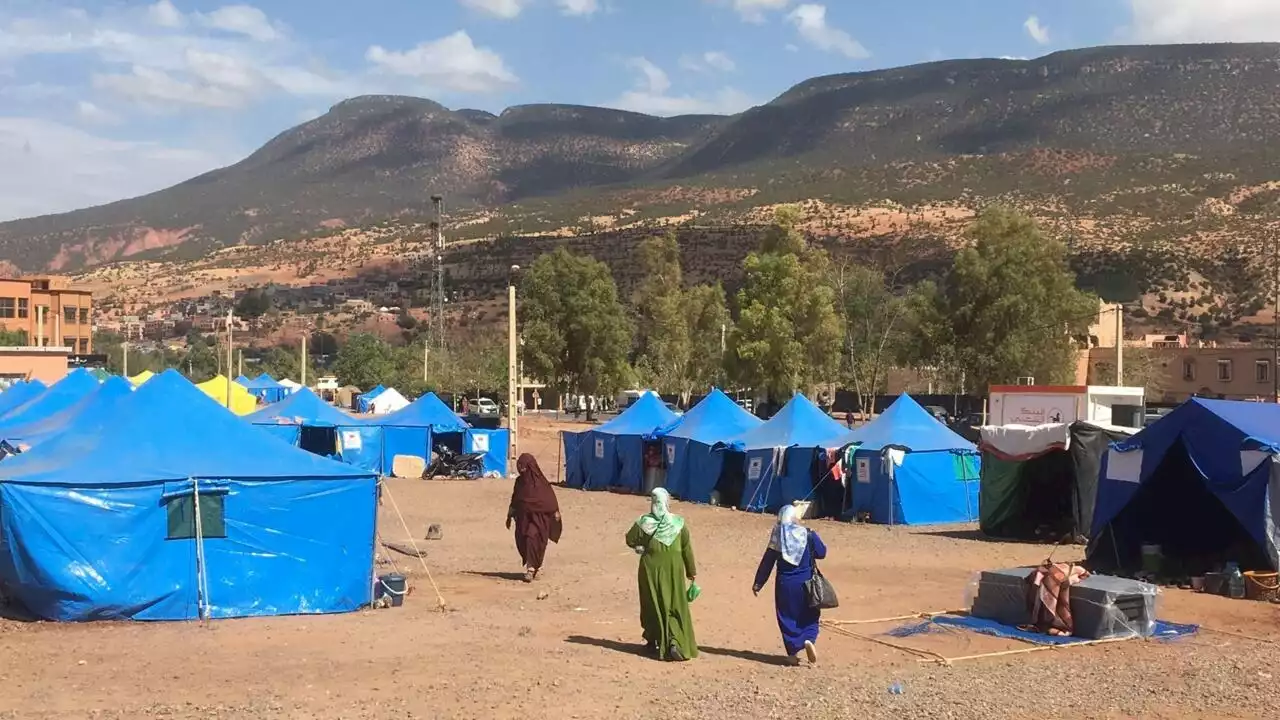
[506,454,562,583]
[625,488,698,661]
[753,505,828,665]
[461,397,470,416]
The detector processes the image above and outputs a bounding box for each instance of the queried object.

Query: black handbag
[803,555,839,610]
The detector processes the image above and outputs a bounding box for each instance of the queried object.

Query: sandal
[522,568,534,583]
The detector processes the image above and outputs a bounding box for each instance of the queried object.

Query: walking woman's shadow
[463,571,527,582]
[564,636,789,666]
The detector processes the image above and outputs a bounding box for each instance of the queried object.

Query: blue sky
[0,0,1275,220]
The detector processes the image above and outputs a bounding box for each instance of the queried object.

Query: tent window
[166,493,227,540]
[1257,360,1270,383]
[1217,359,1233,382]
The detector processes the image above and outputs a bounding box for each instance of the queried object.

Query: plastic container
[1244,571,1279,602]
[378,573,407,607]
[1226,564,1246,600]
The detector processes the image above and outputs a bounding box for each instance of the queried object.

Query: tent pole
[557,431,563,482]
[193,478,209,621]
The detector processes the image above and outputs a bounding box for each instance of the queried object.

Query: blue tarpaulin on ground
[658,389,761,503]
[0,369,377,622]
[889,614,1198,645]
[565,392,678,493]
[0,369,101,429]
[1,375,133,448]
[246,388,384,474]
[721,394,853,512]
[845,394,980,525]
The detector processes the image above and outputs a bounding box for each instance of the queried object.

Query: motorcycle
[422,443,486,480]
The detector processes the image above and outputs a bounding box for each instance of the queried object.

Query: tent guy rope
[380,479,447,610]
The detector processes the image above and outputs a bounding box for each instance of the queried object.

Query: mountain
[6,42,1280,273]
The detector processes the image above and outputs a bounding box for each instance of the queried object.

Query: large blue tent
[0,369,378,622]
[721,394,853,512]
[1089,398,1280,573]
[844,394,980,525]
[0,380,47,417]
[564,392,680,493]
[1,375,134,449]
[658,389,762,503]
[246,388,384,474]
[0,369,101,429]
[365,392,473,474]
[241,373,288,404]
[356,385,386,413]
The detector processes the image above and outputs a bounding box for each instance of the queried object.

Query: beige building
[0,276,94,353]
[0,346,71,384]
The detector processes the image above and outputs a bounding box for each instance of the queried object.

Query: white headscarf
[635,487,685,547]
[769,504,809,566]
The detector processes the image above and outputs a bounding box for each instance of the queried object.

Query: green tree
[834,263,914,416]
[434,331,508,398]
[683,282,731,396]
[235,289,271,318]
[254,344,317,382]
[332,333,396,389]
[520,246,634,396]
[632,231,690,393]
[906,206,1098,389]
[0,329,28,346]
[731,208,842,400]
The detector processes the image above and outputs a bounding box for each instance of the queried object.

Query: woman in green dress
[625,488,698,661]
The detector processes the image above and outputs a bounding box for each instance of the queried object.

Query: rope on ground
[820,620,950,664]
[1200,626,1278,645]
[825,609,967,625]
[379,478,447,611]
[914,635,1138,665]
[381,540,428,558]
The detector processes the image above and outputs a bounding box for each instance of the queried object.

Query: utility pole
[122,338,129,378]
[238,349,243,378]
[1273,232,1279,402]
[430,195,446,357]
[225,307,233,409]
[301,334,308,387]
[1115,302,1124,386]
[508,265,520,466]
[423,339,430,383]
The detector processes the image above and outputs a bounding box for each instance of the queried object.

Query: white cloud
[196,4,282,42]
[92,65,248,109]
[728,0,791,23]
[366,32,518,94]
[786,4,869,59]
[0,117,232,221]
[681,50,736,73]
[1126,0,1280,42]
[460,0,527,19]
[147,0,185,28]
[610,56,753,116]
[75,100,119,125]
[1024,15,1050,44]
[556,0,600,15]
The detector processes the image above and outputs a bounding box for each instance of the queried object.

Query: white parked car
[472,397,500,416]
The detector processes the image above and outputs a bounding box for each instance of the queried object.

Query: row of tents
[563,389,982,526]
[0,367,510,622]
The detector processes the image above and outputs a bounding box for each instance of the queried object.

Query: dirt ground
[1,415,1278,719]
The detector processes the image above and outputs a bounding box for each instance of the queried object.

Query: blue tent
[365,392,472,474]
[0,369,101,429]
[0,369,378,622]
[1089,398,1280,572]
[246,388,384,474]
[356,385,386,413]
[241,373,288,404]
[658,389,762,503]
[1,375,134,448]
[564,392,679,493]
[721,394,853,512]
[0,380,47,417]
[844,394,980,525]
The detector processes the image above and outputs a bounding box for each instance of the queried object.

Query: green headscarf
[635,487,685,547]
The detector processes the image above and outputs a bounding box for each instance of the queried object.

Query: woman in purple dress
[753,505,828,665]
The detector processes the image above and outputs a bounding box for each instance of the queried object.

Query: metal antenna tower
[429,195,446,354]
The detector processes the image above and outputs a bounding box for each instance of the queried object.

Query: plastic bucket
[1244,571,1280,602]
[378,573,407,607]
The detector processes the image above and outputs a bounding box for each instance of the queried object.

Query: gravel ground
[0,416,1276,719]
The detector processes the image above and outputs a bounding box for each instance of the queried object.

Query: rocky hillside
[8,42,1280,286]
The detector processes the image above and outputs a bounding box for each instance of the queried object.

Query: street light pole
[1273,233,1279,402]
[508,265,520,468]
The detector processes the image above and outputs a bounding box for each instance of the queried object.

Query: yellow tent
[128,370,155,386]
[196,375,259,415]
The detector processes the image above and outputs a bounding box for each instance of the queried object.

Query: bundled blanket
[1025,561,1089,636]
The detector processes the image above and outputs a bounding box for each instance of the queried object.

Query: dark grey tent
[978,421,1133,542]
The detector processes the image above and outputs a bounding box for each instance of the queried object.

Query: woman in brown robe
[507,454,562,582]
